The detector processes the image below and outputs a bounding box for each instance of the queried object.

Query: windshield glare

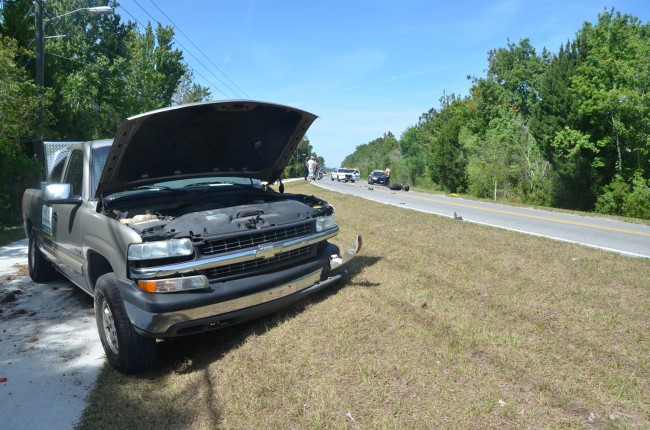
[157,177,259,188]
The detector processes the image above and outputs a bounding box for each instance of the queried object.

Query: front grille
[201,222,315,255]
[199,221,318,281]
[206,245,317,279]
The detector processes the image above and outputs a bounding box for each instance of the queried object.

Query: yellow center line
[354,183,650,238]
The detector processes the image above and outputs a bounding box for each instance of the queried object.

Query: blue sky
[115,0,649,167]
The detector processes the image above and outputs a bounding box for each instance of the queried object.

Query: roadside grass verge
[79,181,649,429]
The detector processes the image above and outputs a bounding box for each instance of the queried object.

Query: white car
[331,168,356,182]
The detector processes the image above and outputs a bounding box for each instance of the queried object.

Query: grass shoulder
[78,182,650,429]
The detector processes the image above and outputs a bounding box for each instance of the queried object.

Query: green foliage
[426,95,470,193]
[464,113,553,204]
[0,1,215,224]
[571,10,650,183]
[399,125,429,184]
[0,36,44,226]
[597,173,650,218]
[623,174,650,219]
[283,137,322,178]
[595,175,631,216]
[342,132,398,177]
[529,40,583,160]
[173,70,211,105]
[122,22,186,114]
[486,38,548,117]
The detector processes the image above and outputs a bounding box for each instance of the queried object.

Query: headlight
[128,238,194,261]
[316,214,337,232]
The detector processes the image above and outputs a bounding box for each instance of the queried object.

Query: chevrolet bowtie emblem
[255,243,283,259]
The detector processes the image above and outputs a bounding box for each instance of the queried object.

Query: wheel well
[87,252,113,291]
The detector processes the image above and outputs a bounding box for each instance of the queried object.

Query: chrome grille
[201,222,315,256]
[206,245,316,279]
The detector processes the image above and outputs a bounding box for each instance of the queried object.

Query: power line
[145,0,251,99]
[118,3,232,99]
[9,2,34,39]
[127,0,245,98]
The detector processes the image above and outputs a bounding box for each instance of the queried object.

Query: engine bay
[103,188,333,241]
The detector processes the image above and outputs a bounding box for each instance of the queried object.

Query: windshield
[103,176,263,199]
[164,177,261,188]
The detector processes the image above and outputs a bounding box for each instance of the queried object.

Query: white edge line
[313,182,650,259]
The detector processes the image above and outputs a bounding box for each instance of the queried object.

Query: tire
[28,228,56,283]
[94,273,156,374]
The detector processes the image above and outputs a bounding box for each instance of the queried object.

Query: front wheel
[28,228,56,282]
[94,273,156,374]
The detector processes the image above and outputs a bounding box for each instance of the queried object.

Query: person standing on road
[384,167,391,186]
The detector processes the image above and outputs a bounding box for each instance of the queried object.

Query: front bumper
[119,236,362,337]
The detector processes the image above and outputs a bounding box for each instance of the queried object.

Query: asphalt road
[314,179,650,259]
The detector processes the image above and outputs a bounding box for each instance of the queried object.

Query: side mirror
[43,183,81,204]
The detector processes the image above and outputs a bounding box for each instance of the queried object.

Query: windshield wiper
[129,185,188,193]
[184,181,255,189]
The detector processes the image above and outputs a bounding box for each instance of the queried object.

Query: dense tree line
[343,9,650,219]
[0,0,212,226]
[0,1,320,226]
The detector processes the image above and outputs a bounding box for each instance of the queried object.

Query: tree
[426,94,471,193]
[570,9,650,184]
[486,39,549,117]
[465,113,552,204]
[43,0,134,140]
[122,22,186,115]
[399,124,429,184]
[342,132,399,177]
[172,69,211,105]
[0,36,45,226]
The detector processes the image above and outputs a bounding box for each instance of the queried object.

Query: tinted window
[64,150,84,196]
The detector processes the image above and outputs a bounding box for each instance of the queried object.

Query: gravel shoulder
[0,239,104,430]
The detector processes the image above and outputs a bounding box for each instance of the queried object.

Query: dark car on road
[368,170,387,185]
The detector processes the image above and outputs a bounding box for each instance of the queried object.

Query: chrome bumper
[122,234,362,336]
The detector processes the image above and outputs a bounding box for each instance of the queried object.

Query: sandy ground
[0,239,104,430]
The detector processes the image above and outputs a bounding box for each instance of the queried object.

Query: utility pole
[34,0,45,164]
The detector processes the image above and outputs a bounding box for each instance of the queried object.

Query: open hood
[96,100,316,197]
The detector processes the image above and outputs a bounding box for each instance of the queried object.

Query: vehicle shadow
[87,255,381,427]
[146,255,381,373]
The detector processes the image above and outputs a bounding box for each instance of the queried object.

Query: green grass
[0,226,26,246]
[79,181,650,429]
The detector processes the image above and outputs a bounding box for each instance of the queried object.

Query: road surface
[314,179,650,259]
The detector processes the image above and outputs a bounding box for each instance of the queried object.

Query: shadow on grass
[81,256,382,429]
[148,255,381,374]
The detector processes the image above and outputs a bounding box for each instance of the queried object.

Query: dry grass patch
[79,181,649,429]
